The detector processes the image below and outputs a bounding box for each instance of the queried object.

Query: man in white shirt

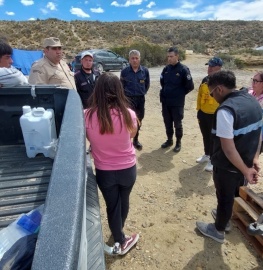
[196,70,262,243]
[0,41,28,87]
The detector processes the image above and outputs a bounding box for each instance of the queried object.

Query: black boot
[161,139,173,148]
[173,140,181,152]
[133,139,143,150]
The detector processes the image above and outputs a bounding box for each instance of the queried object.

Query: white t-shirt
[216,109,234,139]
[0,66,28,87]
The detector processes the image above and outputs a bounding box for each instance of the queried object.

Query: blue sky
[0,0,263,21]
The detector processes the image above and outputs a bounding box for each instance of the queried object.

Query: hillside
[0,19,262,62]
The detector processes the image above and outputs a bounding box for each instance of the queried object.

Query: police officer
[74,51,100,109]
[120,50,150,150]
[28,37,76,90]
[160,47,194,152]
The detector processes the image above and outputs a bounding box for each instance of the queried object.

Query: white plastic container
[19,106,57,158]
[0,216,31,260]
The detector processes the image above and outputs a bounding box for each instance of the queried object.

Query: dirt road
[102,54,263,270]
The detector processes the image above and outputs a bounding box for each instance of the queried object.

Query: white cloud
[146,1,155,8]
[90,7,104,13]
[46,2,57,11]
[41,8,48,14]
[181,1,199,9]
[70,7,90,18]
[6,11,15,16]
[28,17,36,20]
[209,0,263,20]
[111,0,144,7]
[0,0,4,6]
[21,0,34,6]
[140,0,263,20]
[141,11,155,18]
[141,8,210,19]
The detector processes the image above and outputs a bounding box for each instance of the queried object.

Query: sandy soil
[98,54,263,270]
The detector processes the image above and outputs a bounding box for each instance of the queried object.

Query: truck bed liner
[0,145,53,229]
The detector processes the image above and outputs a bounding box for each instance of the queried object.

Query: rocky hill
[0,19,262,62]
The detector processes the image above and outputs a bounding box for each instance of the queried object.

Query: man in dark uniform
[160,47,194,152]
[120,50,150,150]
[74,51,100,109]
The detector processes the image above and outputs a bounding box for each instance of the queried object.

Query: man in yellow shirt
[196,57,223,172]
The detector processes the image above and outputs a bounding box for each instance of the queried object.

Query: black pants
[213,166,246,231]
[197,110,213,155]
[128,96,145,141]
[96,165,136,244]
[162,104,184,140]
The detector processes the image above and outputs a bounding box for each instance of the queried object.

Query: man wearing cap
[196,57,223,172]
[28,37,76,90]
[74,51,100,109]
[0,41,28,87]
[160,47,194,153]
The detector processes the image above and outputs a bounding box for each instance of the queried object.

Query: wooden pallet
[233,187,263,258]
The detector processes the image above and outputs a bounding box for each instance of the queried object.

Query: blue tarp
[12,49,43,75]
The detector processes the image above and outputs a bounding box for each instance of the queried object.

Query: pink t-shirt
[85,108,137,170]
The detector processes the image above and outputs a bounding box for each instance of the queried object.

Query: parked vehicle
[0,86,105,270]
[75,49,128,73]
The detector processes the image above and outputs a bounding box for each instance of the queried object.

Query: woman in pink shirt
[249,71,263,152]
[249,71,263,107]
[85,72,139,255]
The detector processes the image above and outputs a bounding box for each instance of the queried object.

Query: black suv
[74,49,128,73]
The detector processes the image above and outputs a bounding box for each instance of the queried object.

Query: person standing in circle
[120,50,150,151]
[85,72,139,255]
[160,47,194,152]
[196,57,223,172]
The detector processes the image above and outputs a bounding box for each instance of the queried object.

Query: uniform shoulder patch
[32,70,42,74]
[187,74,192,80]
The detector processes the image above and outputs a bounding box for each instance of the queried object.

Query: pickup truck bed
[0,86,105,270]
[0,145,52,229]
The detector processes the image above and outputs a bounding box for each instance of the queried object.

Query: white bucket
[19,106,57,158]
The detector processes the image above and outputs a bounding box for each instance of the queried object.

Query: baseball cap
[43,37,62,48]
[81,51,93,60]
[205,57,223,67]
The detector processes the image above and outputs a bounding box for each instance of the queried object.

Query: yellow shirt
[196,80,219,114]
[28,56,76,90]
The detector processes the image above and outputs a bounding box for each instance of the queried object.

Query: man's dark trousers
[213,166,246,231]
[162,104,184,141]
[128,96,145,141]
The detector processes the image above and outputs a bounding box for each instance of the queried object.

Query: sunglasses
[209,86,218,97]
[251,78,263,84]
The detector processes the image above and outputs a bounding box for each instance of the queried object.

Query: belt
[127,95,144,99]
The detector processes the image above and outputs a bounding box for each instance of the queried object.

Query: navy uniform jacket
[74,68,100,108]
[160,62,194,106]
[120,65,150,96]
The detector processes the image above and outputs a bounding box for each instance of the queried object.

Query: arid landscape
[0,19,263,66]
[95,54,263,270]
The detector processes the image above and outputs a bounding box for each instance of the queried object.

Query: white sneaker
[204,160,213,172]
[196,154,210,163]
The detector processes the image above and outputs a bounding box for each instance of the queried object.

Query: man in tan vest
[29,37,76,90]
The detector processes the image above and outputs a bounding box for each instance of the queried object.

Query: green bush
[111,42,185,67]
[234,58,245,69]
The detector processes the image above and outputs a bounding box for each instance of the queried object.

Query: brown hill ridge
[0,19,262,60]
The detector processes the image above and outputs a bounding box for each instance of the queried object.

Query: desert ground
[96,54,263,270]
